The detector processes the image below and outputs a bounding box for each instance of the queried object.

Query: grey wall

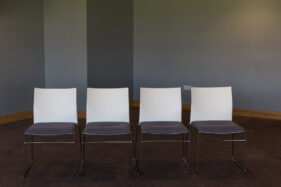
[0,0,45,115]
[1,0,281,115]
[87,0,134,98]
[44,0,87,110]
[134,0,281,111]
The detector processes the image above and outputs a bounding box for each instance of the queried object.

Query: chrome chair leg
[139,128,143,174]
[78,126,82,159]
[73,132,76,175]
[79,134,85,176]
[193,129,200,173]
[190,127,200,173]
[134,125,142,176]
[135,126,143,175]
[31,135,34,160]
[24,135,34,178]
[182,133,192,174]
[188,133,191,167]
[131,131,140,176]
[232,132,247,173]
[232,133,234,160]
[244,132,247,172]
[182,134,186,159]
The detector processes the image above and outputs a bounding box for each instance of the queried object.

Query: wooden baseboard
[232,108,281,120]
[1,101,281,124]
[0,110,86,124]
[0,110,33,125]
[129,100,281,120]
[78,110,86,119]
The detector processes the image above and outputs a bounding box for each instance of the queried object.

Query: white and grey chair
[190,86,247,173]
[79,88,139,176]
[137,87,191,174]
[24,88,78,177]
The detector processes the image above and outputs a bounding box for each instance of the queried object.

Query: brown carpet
[0,108,281,187]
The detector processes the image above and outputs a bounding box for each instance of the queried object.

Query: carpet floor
[0,109,281,187]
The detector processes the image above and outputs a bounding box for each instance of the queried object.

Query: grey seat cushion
[140,121,188,135]
[191,121,244,134]
[24,123,76,135]
[83,122,131,135]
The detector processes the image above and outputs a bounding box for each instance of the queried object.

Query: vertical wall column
[87,0,134,98]
[0,0,45,115]
[133,0,281,111]
[44,0,87,109]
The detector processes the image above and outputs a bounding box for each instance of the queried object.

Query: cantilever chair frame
[190,86,247,173]
[24,125,80,178]
[136,125,192,174]
[79,88,139,176]
[79,125,139,176]
[191,127,247,173]
[136,87,192,174]
[24,88,79,178]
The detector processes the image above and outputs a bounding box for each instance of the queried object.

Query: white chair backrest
[33,88,77,124]
[86,88,129,123]
[139,87,182,123]
[190,87,233,123]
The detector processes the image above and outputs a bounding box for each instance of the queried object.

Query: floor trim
[130,100,281,120]
[0,110,33,125]
[0,101,281,124]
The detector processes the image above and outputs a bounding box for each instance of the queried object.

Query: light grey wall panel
[0,0,45,115]
[44,0,87,110]
[134,0,281,111]
[87,0,134,98]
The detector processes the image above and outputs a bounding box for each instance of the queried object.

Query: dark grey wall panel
[44,0,87,110]
[134,0,281,111]
[0,0,45,115]
[87,0,134,98]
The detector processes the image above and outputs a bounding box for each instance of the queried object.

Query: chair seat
[140,121,188,135]
[83,122,131,135]
[24,123,76,135]
[191,120,244,134]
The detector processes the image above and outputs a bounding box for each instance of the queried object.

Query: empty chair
[79,88,138,176]
[137,87,191,173]
[24,88,78,177]
[190,86,247,173]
